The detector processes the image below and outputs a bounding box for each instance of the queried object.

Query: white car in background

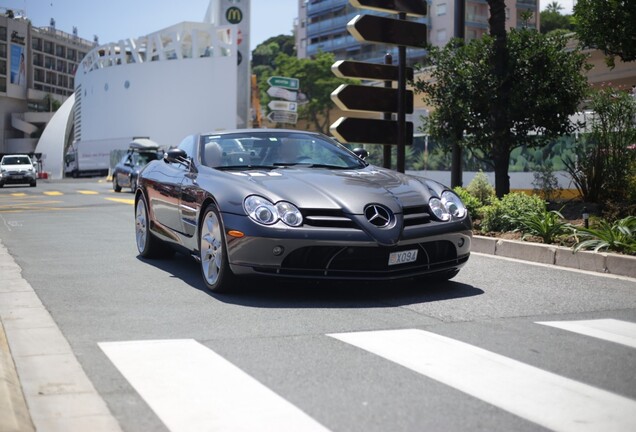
[0,154,37,187]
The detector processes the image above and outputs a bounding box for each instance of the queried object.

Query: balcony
[307,13,356,38]
[307,0,347,17]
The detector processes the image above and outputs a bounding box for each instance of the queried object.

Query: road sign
[331,84,414,114]
[349,0,428,16]
[347,14,427,48]
[267,86,297,102]
[332,60,413,81]
[330,117,413,145]
[267,111,298,124]
[267,76,299,90]
[268,101,297,112]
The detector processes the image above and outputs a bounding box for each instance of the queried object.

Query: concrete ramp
[11,113,38,136]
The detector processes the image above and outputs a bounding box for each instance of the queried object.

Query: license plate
[388,249,418,266]
[12,175,23,180]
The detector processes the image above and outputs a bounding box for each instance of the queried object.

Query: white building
[36,0,251,179]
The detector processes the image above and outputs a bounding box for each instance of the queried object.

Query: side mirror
[164,148,188,164]
[353,147,368,160]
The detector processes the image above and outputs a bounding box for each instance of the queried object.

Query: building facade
[0,8,95,157]
[296,0,540,64]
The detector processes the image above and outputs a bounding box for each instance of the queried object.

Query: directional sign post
[267,111,298,125]
[329,1,427,173]
[268,101,297,112]
[267,86,297,102]
[330,117,413,146]
[267,76,299,90]
[347,14,427,48]
[331,84,413,114]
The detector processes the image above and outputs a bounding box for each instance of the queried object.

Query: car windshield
[200,132,367,170]
[132,152,161,166]
[2,156,31,165]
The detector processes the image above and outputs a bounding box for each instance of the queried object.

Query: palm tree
[545,1,564,14]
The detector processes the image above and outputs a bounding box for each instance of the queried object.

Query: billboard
[10,43,27,87]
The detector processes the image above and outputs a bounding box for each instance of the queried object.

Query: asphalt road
[1,179,635,432]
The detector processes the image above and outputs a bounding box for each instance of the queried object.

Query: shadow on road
[137,252,484,309]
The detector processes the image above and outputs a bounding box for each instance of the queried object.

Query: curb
[0,320,34,432]
[472,236,636,279]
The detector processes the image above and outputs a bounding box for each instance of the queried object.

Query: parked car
[134,130,472,292]
[112,139,163,192]
[0,154,37,187]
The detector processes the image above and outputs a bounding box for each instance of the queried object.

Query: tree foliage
[573,0,636,66]
[563,87,636,204]
[413,27,589,197]
[261,52,357,134]
[540,3,575,35]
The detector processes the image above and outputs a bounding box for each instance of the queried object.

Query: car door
[147,136,196,234]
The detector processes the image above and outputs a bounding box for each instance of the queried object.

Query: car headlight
[441,190,467,218]
[429,197,451,221]
[244,195,303,227]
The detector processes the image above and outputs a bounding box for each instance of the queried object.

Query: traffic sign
[267,111,298,124]
[268,101,298,112]
[349,0,428,16]
[332,60,413,81]
[267,86,297,102]
[347,14,427,48]
[267,76,299,90]
[330,117,413,145]
[331,84,414,114]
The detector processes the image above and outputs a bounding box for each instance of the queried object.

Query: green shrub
[466,171,496,206]
[480,192,547,233]
[511,208,571,244]
[453,186,481,222]
[572,216,636,255]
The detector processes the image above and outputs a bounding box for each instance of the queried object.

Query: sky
[2,0,298,51]
[3,0,575,50]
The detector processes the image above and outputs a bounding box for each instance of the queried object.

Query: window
[0,77,5,92]
[0,26,8,41]
[0,43,6,59]
[43,40,54,54]
[67,48,76,60]
[32,37,41,50]
[437,3,447,15]
[0,59,5,75]
[56,45,65,57]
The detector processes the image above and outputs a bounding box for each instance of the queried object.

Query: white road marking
[329,328,636,432]
[99,339,330,432]
[537,319,636,349]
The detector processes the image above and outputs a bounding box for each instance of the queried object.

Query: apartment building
[296,0,540,64]
[0,8,94,156]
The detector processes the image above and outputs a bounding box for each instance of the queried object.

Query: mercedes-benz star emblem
[364,204,392,228]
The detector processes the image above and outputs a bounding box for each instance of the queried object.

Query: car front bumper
[222,213,472,280]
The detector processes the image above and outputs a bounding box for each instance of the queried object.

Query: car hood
[227,166,440,215]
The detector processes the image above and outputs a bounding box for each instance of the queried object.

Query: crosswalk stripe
[328,329,636,432]
[99,339,330,432]
[537,319,636,349]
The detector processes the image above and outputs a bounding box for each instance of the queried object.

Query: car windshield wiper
[216,164,276,170]
[272,162,358,169]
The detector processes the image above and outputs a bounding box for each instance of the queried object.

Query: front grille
[302,209,357,229]
[271,240,466,278]
[403,205,431,227]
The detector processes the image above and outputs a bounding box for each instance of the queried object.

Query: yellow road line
[43,191,63,196]
[77,190,99,195]
[10,193,27,197]
[105,197,135,205]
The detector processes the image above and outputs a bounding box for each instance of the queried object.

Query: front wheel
[113,176,122,192]
[135,195,171,258]
[199,204,237,293]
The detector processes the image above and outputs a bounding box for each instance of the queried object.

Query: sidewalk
[1,237,635,431]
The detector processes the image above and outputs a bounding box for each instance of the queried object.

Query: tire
[113,176,122,192]
[135,195,171,258]
[199,204,237,293]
